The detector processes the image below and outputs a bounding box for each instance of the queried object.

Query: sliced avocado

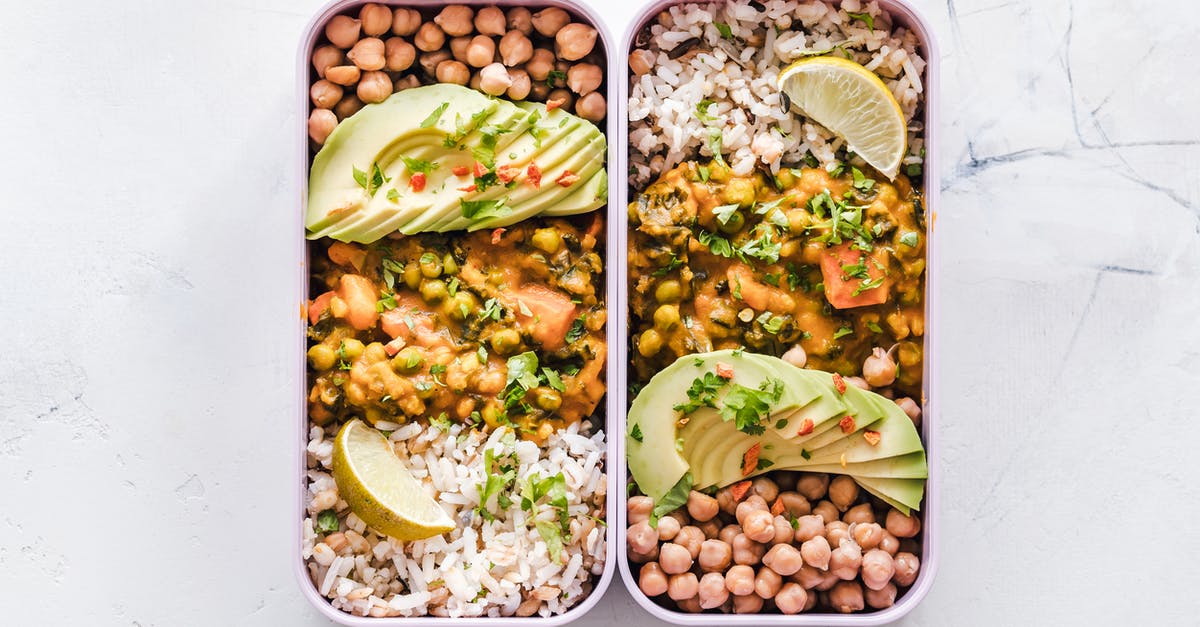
[767,369,849,440]
[782,451,928,479]
[853,476,925,514]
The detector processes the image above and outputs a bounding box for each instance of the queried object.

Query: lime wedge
[331,419,455,541]
[777,56,907,179]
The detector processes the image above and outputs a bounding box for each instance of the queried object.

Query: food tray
[291,0,620,624]
[613,0,940,623]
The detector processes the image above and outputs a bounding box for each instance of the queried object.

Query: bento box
[614,0,939,623]
[292,1,620,624]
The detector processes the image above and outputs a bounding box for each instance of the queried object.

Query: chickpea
[382,38,416,72]
[752,566,782,599]
[800,535,831,570]
[751,477,779,503]
[697,572,728,609]
[499,31,533,67]
[740,510,775,544]
[547,87,574,111]
[845,375,870,390]
[530,227,561,253]
[771,516,793,545]
[449,35,473,61]
[531,7,570,36]
[732,594,763,614]
[778,492,811,517]
[478,62,512,96]
[340,339,366,361]
[829,540,862,580]
[506,6,533,34]
[696,518,721,540]
[436,60,471,85]
[402,264,422,290]
[724,564,755,596]
[853,523,884,551]
[698,539,732,572]
[762,543,804,576]
[861,549,895,591]
[666,572,698,601]
[675,596,703,613]
[628,545,658,564]
[419,252,442,277]
[657,514,681,541]
[673,525,705,558]
[842,504,873,525]
[828,476,859,512]
[829,580,865,613]
[731,533,764,566]
[394,74,421,92]
[354,71,391,103]
[715,485,738,516]
[639,562,668,597]
[735,495,767,525]
[863,346,898,387]
[474,6,506,36]
[469,72,483,91]
[331,93,362,119]
[414,23,445,52]
[462,35,495,68]
[892,552,920,587]
[507,68,532,100]
[774,582,808,614]
[490,328,521,355]
[627,520,658,555]
[865,581,897,609]
[310,80,342,109]
[782,344,807,367]
[325,15,361,49]
[717,524,741,545]
[358,3,392,37]
[533,387,561,411]
[637,329,663,357]
[307,343,337,370]
[885,509,921,538]
[564,62,601,95]
[420,50,452,76]
[796,473,830,501]
[348,36,386,71]
[879,531,900,556]
[792,563,825,590]
[629,49,655,76]
[895,397,922,427]
[433,5,474,37]
[312,45,344,78]
[325,65,361,86]
[556,23,598,61]
[666,509,691,526]
[525,48,555,81]
[812,500,839,524]
[570,92,604,122]
[392,347,423,373]
[391,8,420,36]
[658,542,693,575]
[826,521,850,549]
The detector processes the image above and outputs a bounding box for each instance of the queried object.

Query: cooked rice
[302,421,607,618]
[628,0,926,188]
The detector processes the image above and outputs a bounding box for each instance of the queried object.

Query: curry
[628,161,925,396]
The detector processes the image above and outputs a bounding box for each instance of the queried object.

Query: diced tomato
[863,430,882,446]
[546,98,565,111]
[512,284,576,351]
[839,415,856,434]
[741,443,761,477]
[409,172,426,192]
[458,184,477,192]
[797,418,815,436]
[491,228,506,245]
[770,497,785,516]
[730,480,752,502]
[383,336,406,356]
[526,163,542,188]
[474,161,487,177]
[715,362,734,379]
[818,241,891,309]
[556,170,580,187]
[832,373,847,394]
[452,165,470,177]
[308,291,334,325]
[496,164,520,183]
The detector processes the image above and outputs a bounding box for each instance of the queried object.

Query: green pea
[481,403,503,428]
[774,168,796,189]
[717,210,745,235]
[442,253,459,276]
[721,177,756,208]
[531,228,562,254]
[655,280,682,304]
[533,387,562,411]
[419,252,443,278]
[392,347,424,373]
[708,162,731,183]
[339,338,364,360]
[307,344,337,370]
[637,329,664,357]
[420,279,448,303]
[442,291,478,321]
[403,264,422,290]
[490,329,522,355]
[653,304,681,331]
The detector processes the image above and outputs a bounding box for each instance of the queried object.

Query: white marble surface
[1,0,1198,625]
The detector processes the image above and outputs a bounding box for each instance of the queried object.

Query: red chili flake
[526,163,542,188]
[546,97,566,111]
[863,429,882,446]
[555,170,580,187]
[496,164,520,183]
[457,184,477,192]
[409,172,426,192]
[452,165,470,176]
[491,228,506,245]
[715,362,734,379]
[839,415,856,434]
[474,161,488,177]
[741,443,761,477]
[770,497,786,516]
[730,480,752,502]
[832,373,847,394]
[797,418,815,436]
[383,336,406,357]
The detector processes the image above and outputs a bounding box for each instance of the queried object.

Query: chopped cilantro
[546,69,566,88]
[400,155,439,175]
[866,321,884,333]
[846,10,875,30]
[899,231,920,248]
[673,372,729,415]
[650,472,693,527]
[762,273,780,286]
[429,412,452,430]
[713,203,741,225]
[460,198,509,221]
[630,424,644,443]
[695,99,718,123]
[565,316,587,343]
[477,345,488,364]
[833,326,855,339]
[698,165,711,182]
[315,509,339,533]
[719,379,784,435]
[542,367,565,392]
[714,22,733,39]
[756,457,774,470]
[419,102,449,128]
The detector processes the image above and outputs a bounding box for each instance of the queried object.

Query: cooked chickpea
[436,60,471,85]
[673,525,705,558]
[718,524,741,545]
[696,518,721,540]
[666,572,698,601]
[845,375,870,390]
[651,516,679,543]
[499,30,533,67]
[796,473,830,501]
[547,87,574,110]
[752,566,782,599]
[531,7,570,36]
[490,328,521,355]
[414,22,445,52]
[383,38,416,72]
[462,35,495,68]
[433,5,474,37]
[715,485,738,516]
[666,509,691,526]
[829,580,865,613]
[723,564,755,596]
[782,344,807,367]
[629,49,654,76]
[565,63,602,95]
[307,343,337,370]
[555,23,598,61]
[478,62,512,96]
[697,539,732,572]
[895,397,922,427]
[472,6,505,36]
[652,304,680,331]
[627,520,658,555]
[826,521,850,549]
[863,346,897,387]
[861,549,895,591]
[775,582,808,614]
[751,477,779,503]
[420,50,452,76]
[637,329,663,357]
[779,492,811,517]
[697,572,728,609]
[731,533,765,566]
[310,80,343,108]
[885,509,922,538]
[325,65,361,86]
[732,594,763,614]
[844,503,876,525]
[526,48,555,81]
[356,71,393,104]
[812,500,839,524]
[628,545,658,564]
[507,68,532,100]
[529,79,550,100]
[675,596,703,613]
[348,37,386,71]
[448,36,471,62]
[358,3,392,36]
[829,540,862,580]
[506,6,533,34]
[735,494,767,523]
[308,109,337,144]
[740,510,775,544]
[312,45,344,78]
[771,516,793,545]
[800,535,831,570]
[325,15,361,49]
[658,542,693,575]
[792,563,825,589]
[865,581,897,609]
[627,496,652,524]
[828,476,859,511]
[879,531,900,555]
[390,8,420,36]
[762,543,804,576]
[892,552,920,587]
[678,493,716,527]
[639,562,668,597]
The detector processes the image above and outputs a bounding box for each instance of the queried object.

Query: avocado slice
[853,476,926,514]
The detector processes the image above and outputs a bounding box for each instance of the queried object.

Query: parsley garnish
[698,165,711,182]
[479,298,503,321]
[565,316,587,343]
[713,203,740,225]
[718,379,783,436]
[429,412,452,430]
[756,311,785,334]
[460,198,509,221]
[763,273,780,286]
[846,11,875,30]
[866,321,883,333]
[756,457,775,470]
[714,22,733,38]
[375,289,398,312]
[630,424,644,443]
[400,155,439,175]
[673,372,729,414]
[899,231,920,248]
[652,254,684,277]
[695,99,718,123]
[419,102,450,128]
[352,162,390,197]
[833,326,854,339]
[546,69,566,88]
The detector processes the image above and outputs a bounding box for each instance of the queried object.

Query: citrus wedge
[777,56,907,179]
[331,419,455,541]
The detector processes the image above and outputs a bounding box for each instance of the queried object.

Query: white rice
[628,0,926,187]
[302,421,607,618]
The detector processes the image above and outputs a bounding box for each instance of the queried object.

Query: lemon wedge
[332,419,455,541]
[777,56,907,179]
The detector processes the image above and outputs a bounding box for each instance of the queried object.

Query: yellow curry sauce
[628,161,925,396]
[307,215,607,442]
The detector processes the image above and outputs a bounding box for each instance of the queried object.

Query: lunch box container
[292,1,620,624]
[612,0,941,624]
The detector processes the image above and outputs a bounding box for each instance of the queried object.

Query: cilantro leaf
[714,22,733,39]
[713,203,741,225]
[419,102,450,129]
[847,11,875,30]
[630,423,644,443]
[565,315,587,343]
[460,198,509,221]
[899,231,920,248]
[673,372,729,414]
[650,472,693,528]
[719,379,784,435]
[400,155,440,175]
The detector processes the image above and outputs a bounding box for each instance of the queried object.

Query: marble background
[1,0,1197,624]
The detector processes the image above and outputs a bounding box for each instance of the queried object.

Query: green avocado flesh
[626,351,927,512]
[306,84,607,243]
